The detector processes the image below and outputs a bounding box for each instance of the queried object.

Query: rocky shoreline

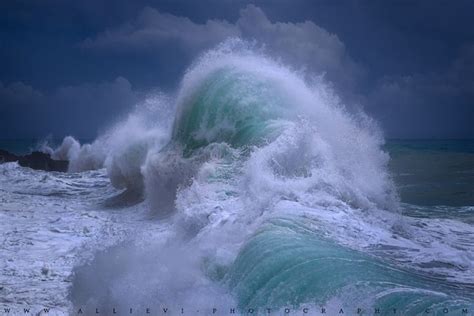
[0,149,68,172]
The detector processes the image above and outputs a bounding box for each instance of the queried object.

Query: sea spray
[40,40,474,314]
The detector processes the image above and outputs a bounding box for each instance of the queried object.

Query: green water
[387,140,474,207]
[225,218,473,314]
[172,68,288,155]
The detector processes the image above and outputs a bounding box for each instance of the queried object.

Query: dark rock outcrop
[0,149,69,172]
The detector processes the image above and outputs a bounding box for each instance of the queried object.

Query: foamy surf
[2,40,473,315]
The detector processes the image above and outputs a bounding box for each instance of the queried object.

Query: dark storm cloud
[0,78,138,138]
[80,6,238,53]
[367,45,474,138]
[0,82,43,108]
[81,5,363,94]
[1,0,473,139]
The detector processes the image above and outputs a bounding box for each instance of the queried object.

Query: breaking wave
[44,40,473,314]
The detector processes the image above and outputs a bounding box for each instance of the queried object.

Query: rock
[0,149,69,172]
[0,149,18,162]
[41,266,49,275]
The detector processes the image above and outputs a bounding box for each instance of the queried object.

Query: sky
[0,0,473,139]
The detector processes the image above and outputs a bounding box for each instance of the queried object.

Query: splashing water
[3,40,473,315]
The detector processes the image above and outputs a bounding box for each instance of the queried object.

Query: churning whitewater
[1,40,473,315]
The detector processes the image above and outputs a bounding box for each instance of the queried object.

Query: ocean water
[0,41,473,315]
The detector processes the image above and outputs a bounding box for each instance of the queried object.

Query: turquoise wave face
[224,218,473,315]
[167,63,473,314]
[40,43,473,314]
[172,68,289,155]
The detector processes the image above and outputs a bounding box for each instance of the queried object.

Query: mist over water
[2,40,473,314]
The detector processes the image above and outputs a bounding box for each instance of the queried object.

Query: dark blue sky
[1,0,473,139]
